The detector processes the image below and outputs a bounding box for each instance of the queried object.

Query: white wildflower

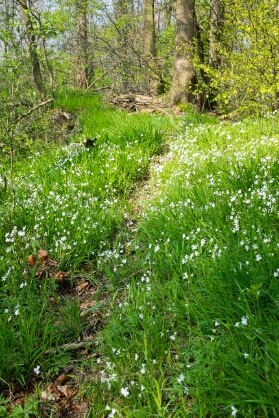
[120,387,129,397]
[177,373,185,384]
[33,365,40,375]
[231,405,237,417]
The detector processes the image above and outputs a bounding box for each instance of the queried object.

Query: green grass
[1,94,279,417]
[93,115,279,417]
[0,92,171,399]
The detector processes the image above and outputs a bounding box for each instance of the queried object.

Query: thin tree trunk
[163,0,174,31]
[144,0,164,94]
[76,0,88,89]
[17,0,45,98]
[168,0,196,104]
[209,0,223,69]
[144,0,156,58]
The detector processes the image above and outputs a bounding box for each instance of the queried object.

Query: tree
[210,0,279,114]
[16,0,45,98]
[209,0,223,69]
[75,0,89,88]
[143,0,165,94]
[168,0,196,104]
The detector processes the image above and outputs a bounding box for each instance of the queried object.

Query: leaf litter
[4,249,107,417]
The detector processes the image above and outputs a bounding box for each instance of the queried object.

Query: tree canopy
[0,0,278,114]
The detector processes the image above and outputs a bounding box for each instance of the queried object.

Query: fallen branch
[44,339,95,355]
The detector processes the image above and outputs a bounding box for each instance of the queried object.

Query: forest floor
[1,92,279,417]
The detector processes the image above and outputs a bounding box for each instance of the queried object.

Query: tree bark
[168,0,196,104]
[76,0,88,89]
[209,0,223,69]
[17,0,45,98]
[144,0,165,94]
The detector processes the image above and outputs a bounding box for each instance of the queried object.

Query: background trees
[0,0,278,114]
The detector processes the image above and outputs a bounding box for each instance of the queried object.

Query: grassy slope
[0,92,171,400]
[1,94,279,417]
[94,116,279,417]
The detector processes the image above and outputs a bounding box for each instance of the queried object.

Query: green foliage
[2,93,279,415]
[94,113,279,416]
[0,92,170,391]
[196,0,279,115]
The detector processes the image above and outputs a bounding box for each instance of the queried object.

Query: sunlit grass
[94,114,279,417]
[1,94,279,417]
[0,92,170,396]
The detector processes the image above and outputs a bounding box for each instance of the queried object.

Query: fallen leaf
[80,300,96,310]
[42,391,55,401]
[47,383,57,393]
[57,386,77,399]
[51,271,70,285]
[55,374,70,385]
[13,398,25,407]
[35,268,47,279]
[76,281,89,293]
[48,258,59,267]
[72,403,87,413]
[27,255,36,266]
[38,249,48,265]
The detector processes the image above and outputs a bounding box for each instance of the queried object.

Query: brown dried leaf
[38,250,48,265]
[55,374,70,385]
[72,403,87,413]
[46,383,57,393]
[27,255,36,266]
[80,300,96,310]
[53,271,70,285]
[48,258,59,267]
[35,268,47,279]
[57,385,77,399]
[42,390,55,401]
[76,281,89,293]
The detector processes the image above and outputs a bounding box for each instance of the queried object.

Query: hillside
[1,93,279,417]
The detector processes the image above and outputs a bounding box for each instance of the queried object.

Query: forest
[1,0,279,417]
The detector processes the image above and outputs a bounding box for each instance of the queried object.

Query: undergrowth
[94,114,279,417]
[0,92,170,401]
[1,93,279,417]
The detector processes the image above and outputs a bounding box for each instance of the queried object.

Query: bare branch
[14,98,53,126]
[86,65,119,90]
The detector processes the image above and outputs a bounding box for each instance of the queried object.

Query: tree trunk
[144,0,164,94]
[168,0,196,104]
[144,0,156,58]
[17,0,45,98]
[163,0,174,31]
[76,0,88,89]
[209,0,223,69]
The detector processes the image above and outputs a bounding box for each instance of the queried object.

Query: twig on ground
[44,340,95,355]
